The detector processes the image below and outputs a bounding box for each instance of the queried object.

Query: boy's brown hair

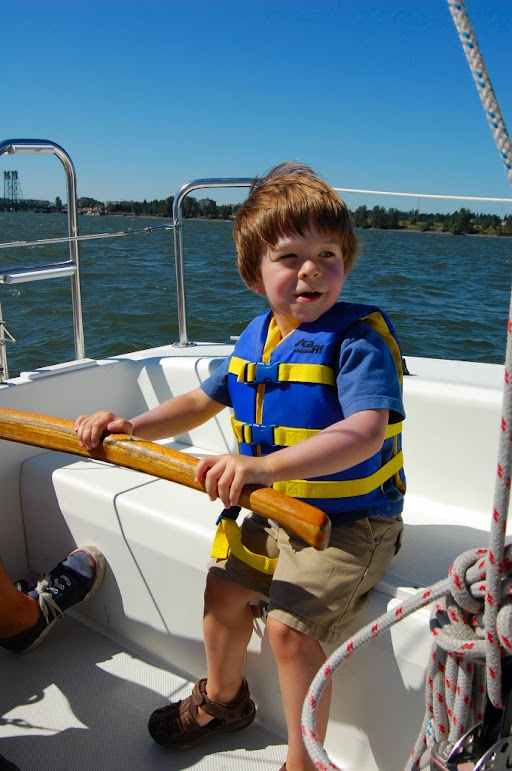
[233,161,359,288]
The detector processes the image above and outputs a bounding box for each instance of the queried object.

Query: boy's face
[251,227,346,336]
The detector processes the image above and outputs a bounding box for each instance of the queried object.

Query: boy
[75,162,405,771]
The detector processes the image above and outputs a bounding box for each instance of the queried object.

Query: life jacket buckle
[243,361,280,385]
[250,423,277,447]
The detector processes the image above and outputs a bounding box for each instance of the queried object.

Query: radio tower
[3,171,24,209]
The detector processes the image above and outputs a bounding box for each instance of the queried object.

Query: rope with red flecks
[301,290,512,770]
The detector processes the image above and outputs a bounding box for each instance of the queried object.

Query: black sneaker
[0,546,105,653]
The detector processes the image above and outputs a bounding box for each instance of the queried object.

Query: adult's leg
[0,561,39,639]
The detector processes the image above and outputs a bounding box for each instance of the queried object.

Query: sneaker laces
[35,574,71,624]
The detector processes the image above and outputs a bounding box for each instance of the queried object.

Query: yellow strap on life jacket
[231,415,319,445]
[385,422,402,439]
[229,356,336,386]
[360,313,406,494]
[273,450,404,499]
[362,312,404,385]
[231,414,402,447]
[211,518,278,575]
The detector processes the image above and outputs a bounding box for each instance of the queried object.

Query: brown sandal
[148,677,256,746]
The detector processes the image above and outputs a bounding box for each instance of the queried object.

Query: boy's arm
[266,408,389,481]
[195,408,389,507]
[75,387,225,450]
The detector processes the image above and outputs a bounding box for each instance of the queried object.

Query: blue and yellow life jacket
[211,301,405,572]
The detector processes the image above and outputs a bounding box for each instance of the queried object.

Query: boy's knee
[204,571,228,608]
[267,617,311,657]
[204,570,254,611]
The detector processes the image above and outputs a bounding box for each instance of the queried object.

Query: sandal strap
[192,678,251,725]
[147,677,256,745]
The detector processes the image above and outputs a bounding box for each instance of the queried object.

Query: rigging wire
[333,188,512,204]
[0,223,174,251]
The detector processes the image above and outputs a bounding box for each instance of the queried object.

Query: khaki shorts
[209,512,403,645]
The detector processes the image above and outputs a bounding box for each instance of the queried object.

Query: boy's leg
[268,618,331,771]
[148,515,276,745]
[195,571,256,726]
[265,514,402,769]
[147,570,259,744]
[203,572,256,697]
[199,513,277,720]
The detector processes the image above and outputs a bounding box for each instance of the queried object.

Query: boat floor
[0,615,288,771]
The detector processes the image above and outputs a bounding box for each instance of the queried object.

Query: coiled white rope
[448,0,512,184]
[301,3,512,767]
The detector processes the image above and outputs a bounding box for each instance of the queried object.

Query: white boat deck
[0,615,288,771]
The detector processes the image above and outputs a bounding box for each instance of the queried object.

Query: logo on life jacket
[293,338,325,355]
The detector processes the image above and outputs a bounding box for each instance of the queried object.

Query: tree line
[0,194,240,220]
[78,195,241,220]
[2,195,511,236]
[352,205,512,236]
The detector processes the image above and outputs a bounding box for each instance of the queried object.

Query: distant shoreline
[2,208,510,237]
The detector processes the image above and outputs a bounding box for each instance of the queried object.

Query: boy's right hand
[74,411,133,450]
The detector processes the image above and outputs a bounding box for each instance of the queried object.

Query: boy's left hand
[194,454,272,507]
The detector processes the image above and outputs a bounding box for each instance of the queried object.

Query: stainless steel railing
[171,177,252,346]
[0,139,84,381]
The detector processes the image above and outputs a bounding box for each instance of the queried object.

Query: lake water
[0,212,510,378]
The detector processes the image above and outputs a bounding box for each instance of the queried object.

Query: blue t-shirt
[200,315,405,521]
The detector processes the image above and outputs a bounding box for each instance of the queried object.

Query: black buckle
[215,505,241,525]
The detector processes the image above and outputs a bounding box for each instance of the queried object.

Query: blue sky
[2,0,511,215]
